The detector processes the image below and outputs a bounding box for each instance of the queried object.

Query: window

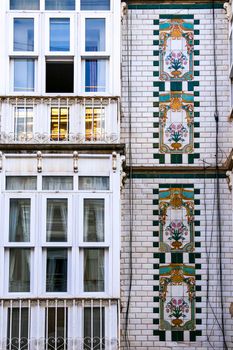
[9,248,30,292]
[43,176,73,191]
[86,19,105,52]
[79,176,109,191]
[45,308,68,350]
[6,176,37,191]
[50,18,70,52]
[7,308,29,350]
[10,0,39,10]
[45,0,75,10]
[84,248,104,292]
[14,107,33,140]
[81,0,110,11]
[84,308,105,349]
[84,199,104,242]
[13,59,35,92]
[85,59,106,92]
[14,18,34,52]
[47,199,68,242]
[85,106,105,141]
[46,60,73,93]
[9,199,31,242]
[50,107,69,141]
[46,248,67,292]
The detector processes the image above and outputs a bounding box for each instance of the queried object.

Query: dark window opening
[46,61,73,93]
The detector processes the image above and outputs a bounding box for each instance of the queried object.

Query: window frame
[11,57,37,94]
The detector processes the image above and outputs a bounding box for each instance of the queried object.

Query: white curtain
[79,177,109,191]
[9,199,30,242]
[9,249,30,292]
[84,199,104,242]
[6,176,36,190]
[84,249,104,292]
[43,177,73,191]
[46,199,67,242]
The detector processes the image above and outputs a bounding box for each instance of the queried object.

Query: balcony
[0,298,120,350]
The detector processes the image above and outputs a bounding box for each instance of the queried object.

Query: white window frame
[81,58,109,95]
[10,57,38,95]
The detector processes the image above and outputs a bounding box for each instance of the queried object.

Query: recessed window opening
[46,59,74,93]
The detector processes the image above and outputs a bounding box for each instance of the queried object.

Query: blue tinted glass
[45,0,75,10]
[14,59,35,92]
[81,0,110,10]
[10,0,39,10]
[85,60,106,92]
[50,19,70,52]
[14,19,34,52]
[86,19,105,52]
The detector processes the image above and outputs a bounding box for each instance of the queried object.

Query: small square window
[13,59,35,92]
[46,248,67,292]
[50,107,69,141]
[14,18,34,52]
[10,0,39,10]
[45,0,75,10]
[85,59,106,92]
[84,248,104,292]
[50,18,70,52]
[81,0,110,11]
[46,60,74,93]
[14,106,33,140]
[86,19,105,52]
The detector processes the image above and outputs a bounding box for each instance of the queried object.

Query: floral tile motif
[159,92,194,153]
[159,187,194,252]
[159,264,195,331]
[159,19,194,81]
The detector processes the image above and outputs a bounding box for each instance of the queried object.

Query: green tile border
[132,172,226,179]
[129,3,224,9]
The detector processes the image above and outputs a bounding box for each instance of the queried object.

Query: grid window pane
[14,107,33,140]
[50,107,69,141]
[86,19,105,52]
[10,0,39,10]
[46,249,67,292]
[84,249,104,292]
[14,18,34,52]
[9,248,30,292]
[85,60,106,92]
[45,0,75,10]
[14,59,35,92]
[6,176,37,191]
[43,176,73,191]
[84,199,104,242]
[45,308,68,350]
[50,18,70,52]
[85,107,105,141]
[9,199,31,242]
[84,308,105,349]
[81,0,110,11]
[7,308,29,350]
[79,176,109,191]
[47,199,68,242]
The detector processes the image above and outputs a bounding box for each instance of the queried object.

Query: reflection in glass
[84,308,105,350]
[50,107,69,141]
[81,0,110,11]
[10,0,39,10]
[14,107,33,140]
[45,308,68,350]
[79,176,109,191]
[45,0,75,10]
[43,177,73,191]
[86,19,105,52]
[9,199,30,242]
[6,177,36,191]
[14,59,35,92]
[50,18,70,52]
[85,107,105,141]
[84,249,104,292]
[46,249,67,292]
[14,18,34,51]
[7,308,29,350]
[85,60,106,92]
[84,199,104,242]
[9,248,30,292]
[47,199,68,242]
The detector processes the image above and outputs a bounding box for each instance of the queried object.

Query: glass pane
[46,199,68,242]
[46,248,67,292]
[14,107,33,140]
[85,60,106,92]
[50,107,69,141]
[81,0,110,10]
[9,199,31,242]
[9,248,30,292]
[43,176,73,191]
[50,18,70,52]
[46,61,74,93]
[85,107,105,141]
[45,308,68,350]
[10,0,39,10]
[79,177,109,190]
[86,19,105,52]
[84,249,104,292]
[7,308,29,350]
[84,199,104,242]
[84,308,105,350]
[45,0,75,10]
[6,176,37,191]
[14,59,35,92]
[14,18,34,52]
